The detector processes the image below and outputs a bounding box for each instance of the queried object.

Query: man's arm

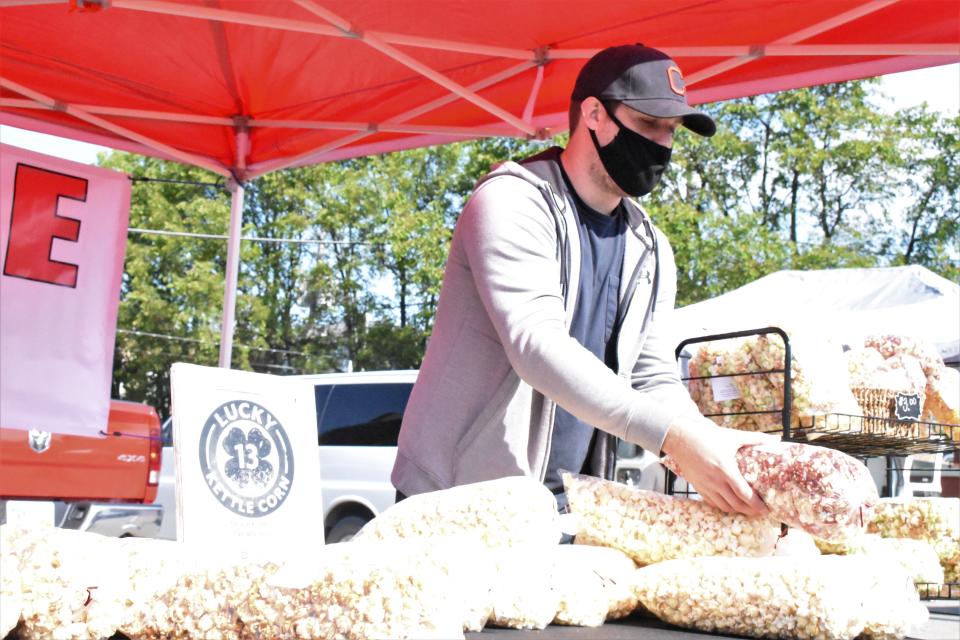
[661,419,772,515]
[634,229,772,516]
[459,175,676,453]
[628,228,704,428]
[462,176,770,516]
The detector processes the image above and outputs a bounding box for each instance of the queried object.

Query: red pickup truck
[0,400,163,536]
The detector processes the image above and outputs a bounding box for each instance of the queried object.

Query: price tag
[710,377,741,402]
[894,393,922,421]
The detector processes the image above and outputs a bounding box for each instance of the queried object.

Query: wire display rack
[677,326,793,437]
[668,326,960,600]
[787,414,959,456]
[916,582,960,600]
[674,327,960,458]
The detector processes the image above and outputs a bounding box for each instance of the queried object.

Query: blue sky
[2,63,957,167]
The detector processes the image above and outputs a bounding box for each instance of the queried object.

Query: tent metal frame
[1,0,957,367]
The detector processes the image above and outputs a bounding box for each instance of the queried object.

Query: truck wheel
[326,515,369,543]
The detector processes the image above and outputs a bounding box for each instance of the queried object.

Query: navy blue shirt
[544,167,626,495]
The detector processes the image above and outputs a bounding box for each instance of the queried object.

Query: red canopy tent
[2,0,958,366]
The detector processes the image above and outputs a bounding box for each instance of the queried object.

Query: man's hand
[661,418,776,516]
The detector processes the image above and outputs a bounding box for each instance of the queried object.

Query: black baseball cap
[571,44,716,137]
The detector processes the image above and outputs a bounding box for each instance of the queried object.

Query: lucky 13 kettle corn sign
[171,363,323,554]
[199,399,294,518]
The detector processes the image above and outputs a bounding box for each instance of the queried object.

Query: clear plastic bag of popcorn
[486,545,558,630]
[924,366,960,427]
[0,530,22,638]
[562,472,779,566]
[867,497,960,541]
[550,544,638,627]
[846,351,929,437]
[362,536,496,633]
[4,525,125,640]
[432,541,496,633]
[852,334,949,437]
[866,537,944,585]
[859,560,930,640]
[815,534,944,584]
[847,350,928,395]
[863,334,944,391]
[144,540,468,640]
[932,536,960,584]
[685,331,862,433]
[111,540,241,640]
[846,347,928,400]
[686,340,757,431]
[355,476,561,548]
[846,348,891,389]
[110,537,192,639]
[85,535,156,640]
[662,442,878,542]
[144,557,278,639]
[634,555,926,640]
[736,442,878,542]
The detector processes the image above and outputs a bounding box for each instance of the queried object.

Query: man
[391,44,770,516]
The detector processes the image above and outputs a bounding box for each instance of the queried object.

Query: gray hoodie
[391,148,702,496]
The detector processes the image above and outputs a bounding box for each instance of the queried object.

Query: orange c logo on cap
[667,66,686,96]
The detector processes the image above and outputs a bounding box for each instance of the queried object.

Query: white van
[154,369,417,543]
[152,368,651,541]
[301,369,417,541]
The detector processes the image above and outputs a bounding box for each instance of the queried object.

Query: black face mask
[588,103,672,198]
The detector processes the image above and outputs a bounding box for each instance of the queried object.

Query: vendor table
[466,604,959,640]
[467,614,746,639]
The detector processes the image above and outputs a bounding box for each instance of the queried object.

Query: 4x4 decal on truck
[199,401,295,518]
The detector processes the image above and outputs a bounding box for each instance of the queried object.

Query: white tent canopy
[671,265,960,364]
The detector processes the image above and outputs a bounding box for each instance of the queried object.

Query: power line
[129,176,225,189]
[117,328,201,344]
[254,362,303,373]
[127,227,378,246]
[116,328,323,359]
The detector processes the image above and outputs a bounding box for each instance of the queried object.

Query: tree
[232,170,332,375]
[890,111,960,281]
[290,157,381,372]
[366,146,459,331]
[100,153,232,418]
[654,79,955,307]
[322,138,551,370]
[102,79,956,413]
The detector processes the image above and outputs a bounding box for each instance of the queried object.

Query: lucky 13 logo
[198,400,295,518]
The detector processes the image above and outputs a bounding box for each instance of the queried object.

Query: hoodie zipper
[538,182,570,483]
[614,214,660,374]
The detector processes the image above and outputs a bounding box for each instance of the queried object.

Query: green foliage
[655,80,957,306]
[103,81,957,416]
[651,201,791,307]
[100,153,231,417]
[888,111,960,282]
[355,321,425,371]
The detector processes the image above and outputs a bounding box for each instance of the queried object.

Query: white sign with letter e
[1,144,130,438]
[170,363,323,559]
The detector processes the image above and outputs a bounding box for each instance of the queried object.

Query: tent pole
[247,60,536,177]
[522,65,545,123]
[114,0,529,60]
[219,180,244,368]
[686,0,898,85]
[293,0,535,136]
